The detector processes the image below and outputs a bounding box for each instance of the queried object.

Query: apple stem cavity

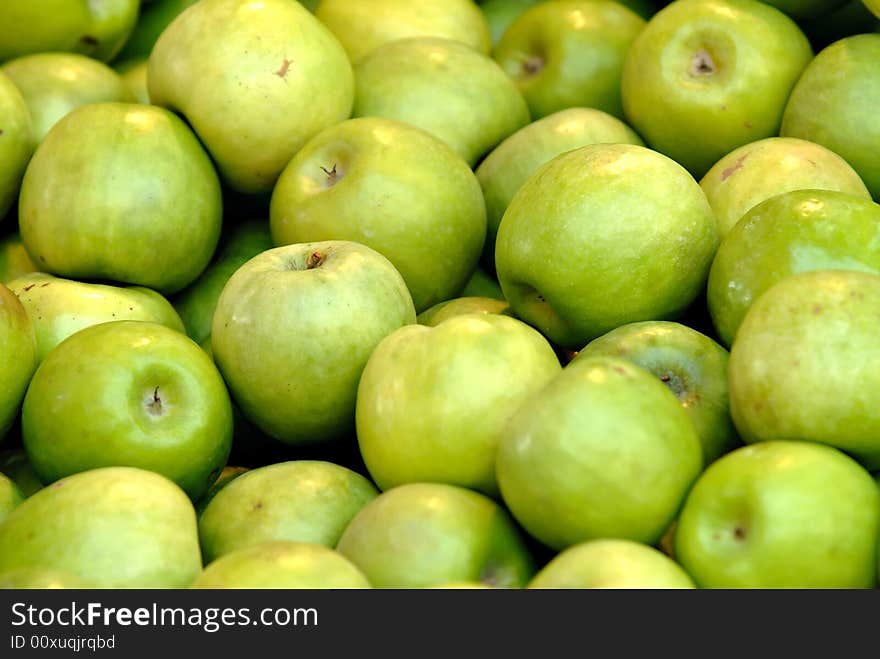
[521,54,545,78]
[146,386,163,417]
[690,49,716,77]
[306,251,325,269]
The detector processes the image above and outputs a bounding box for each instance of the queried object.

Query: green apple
[0,233,38,284]
[675,441,880,588]
[22,320,233,500]
[0,0,140,62]
[192,541,372,589]
[577,320,740,464]
[494,1,646,121]
[495,143,719,349]
[427,581,495,589]
[0,471,23,524]
[0,449,44,498]
[781,34,880,200]
[172,219,272,345]
[480,0,541,48]
[0,284,36,439]
[315,0,491,63]
[198,460,378,563]
[459,265,505,300]
[269,117,487,312]
[496,356,703,551]
[336,482,536,588]
[148,0,354,194]
[1,52,133,144]
[416,297,512,326]
[700,137,871,238]
[115,0,199,62]
[0,466,203,588]
[356,314,561,496]
[18,102,223,295]
[211,241,416,445]
[621,0,813,179]
[0,567,90,589]
[114,58,149,104]
[708,190,880,346]
[528,539,696,588]
[9,272,186,362]
[476,107,644,271]
[194,465,248,517]
[0,70,34,222]
[729,270,880,470]
[353,36,530,167]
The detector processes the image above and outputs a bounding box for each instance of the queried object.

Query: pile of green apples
[0,0,879,590]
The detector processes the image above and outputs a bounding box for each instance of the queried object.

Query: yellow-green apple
[1,53,133,143]
[9,272,186,362]
[353,36,530,166]
[18,103,223,295]
[148,0,354,194]
[0,284,36,440]
[459,265,505,299]
[480,0,541,47]
[674,441,880,588]
[496,355,703,550]
[416,297,512,326]
[495,143,719,349]
[728,270,880,470]
[708,190,880,346]
[621,0,813,179]
[0,71,33,222]
[0,466,203,588]
[864,0,880,16]
[0,472,23,524]
[0,234,38,284]
[701,137,871,238]
[336,482,536,588]
[115,0,199,62]
[211,241,416,446]
[577,320,740,464]
[0,567,89,589]
[269,117,487,312]
[494,1,646,120]
[0,0,140,62]
[781,34,880,199]
[528,539,696,588]
[198,460,378,562]
[315,0,491,63]
[355,314,561,496]
[172,219,272,345]
[476,107,643,271]
[114,58,149,104]
[192,541,372,589]
[194,465,248,517]
[21,321,233,500]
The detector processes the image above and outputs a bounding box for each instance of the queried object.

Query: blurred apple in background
[0,449,43,498]
[459,265,505,300]
[708,189,880,346]
[148,0,354,194]
[781,34,880,200]
[0,234,38,285]
[495,143,718,349]
[0,473,22,525]
[621,0,813,179]
[353,37,530,167]
[480,0,542,47]
[114,58,149,104]
[862,0,880,16]
[0,285,36,440]
[760,0,849,19]
[0,71,34,223]
[675,441,880,588]
[270,117,487,312]
[114,0,199,63]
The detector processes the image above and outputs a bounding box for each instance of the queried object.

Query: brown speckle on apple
[80,35,99,46]
[721,154,748,181]
[274,58,292,78]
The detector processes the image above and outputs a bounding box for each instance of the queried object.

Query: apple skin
[494,1,646,121]
[0,284,37,440]
[0,472,23,525]
[700,137,871,238]
[708,190,880,347]
[269,117,487,312]
[0,71,34,223]
[192,541,372,589]
[1,53,133,144]
[728,270,880,471]
[476,107,643,271]
[674,441,880,588]
[211,241,416,446]
[0,466,203,588]
[0,234,38,285]
[621,0,813,179]
[528,539,696,589]
[336,482,536,588]
[781,34,880,200]
[0,0,140,62]
[21,321,233,500]
[9,272,186,363]
[864,0,880,16]
[18,103,223,295]
[353,36,531,167]
[495,143,719,350]
[355,314,561,496]
[459,265,505,300]
[496,356,703,551]
[577,320,740,464]
[148,0,354,194]
[480,0,542,47]
[193,465,248,517]
[417,297,512,326]
[0,567,89,589]
[114,58,150,105]
[198,460,378,563]
[315,0,491,63]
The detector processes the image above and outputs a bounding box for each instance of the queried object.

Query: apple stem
[306,252,325,269]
